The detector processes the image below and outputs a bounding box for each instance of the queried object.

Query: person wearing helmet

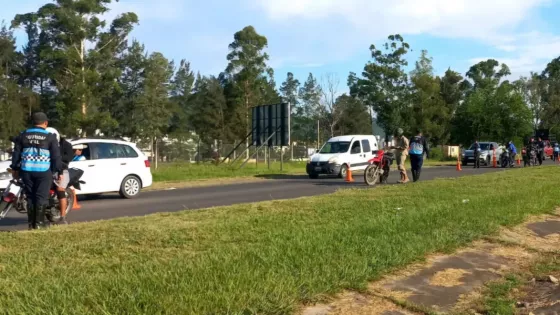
[390,128,410,184]
[46,127,74,221]
[10,112,62,229]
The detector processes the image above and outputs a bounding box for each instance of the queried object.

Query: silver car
[462,142,503,166]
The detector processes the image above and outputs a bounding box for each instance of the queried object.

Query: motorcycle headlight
[0,172,10,180]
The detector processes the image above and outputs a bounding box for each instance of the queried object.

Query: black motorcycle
[0,168,85,223]
[499,150,514,168]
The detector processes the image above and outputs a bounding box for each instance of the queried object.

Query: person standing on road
[46,127,74,220]
[507,141,517,166]
[473,139,481,169]
[408,130,430,182]
[391,128,410,184]
[537,137,545,165]
[10,112,62,229]
[554,142,559,162]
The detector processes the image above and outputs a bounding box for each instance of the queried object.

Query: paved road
[0,166,508,231]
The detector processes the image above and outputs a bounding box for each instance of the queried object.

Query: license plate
[314,167,321,171]
[467,157,474,160]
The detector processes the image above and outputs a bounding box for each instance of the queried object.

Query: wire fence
[143,139,317,164]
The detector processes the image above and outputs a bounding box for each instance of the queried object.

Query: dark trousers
[410,154,424,182]
[21,171,52,207]
[554,152,559,161]
[474,152,480,168]
[537,151,543,165]
[20,171,52,229]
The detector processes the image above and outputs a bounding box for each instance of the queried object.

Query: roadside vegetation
[151,159,456,183]
[0,167,559,314]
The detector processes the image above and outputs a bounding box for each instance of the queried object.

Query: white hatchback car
[69,139,152,198]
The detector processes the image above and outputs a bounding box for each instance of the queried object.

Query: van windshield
[320,141,350,154]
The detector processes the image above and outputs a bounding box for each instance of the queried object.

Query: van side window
[361,140,371,153]
[351,141,361,154]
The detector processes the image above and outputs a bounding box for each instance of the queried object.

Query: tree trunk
[155,138,159,169]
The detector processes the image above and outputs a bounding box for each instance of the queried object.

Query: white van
[306,135,379,179]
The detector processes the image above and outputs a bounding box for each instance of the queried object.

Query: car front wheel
[120,175,142,199]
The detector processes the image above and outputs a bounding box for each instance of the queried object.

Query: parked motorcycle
[0,168,85,223]
[499,150,514,168]
[364,150,395,186]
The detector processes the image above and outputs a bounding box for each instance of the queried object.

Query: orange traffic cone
[456,158,462,171]
[345,164,354,182]
[516,155,521,166]
[71,188,81,210]
[492,149,497,168]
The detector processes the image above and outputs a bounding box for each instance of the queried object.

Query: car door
[86,142,124,193]
[68,143,96,195]
[361,138,374,165]
[348,139,366,171]
[115,143,141,177]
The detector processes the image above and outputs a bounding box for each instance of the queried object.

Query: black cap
[32,112,48,125]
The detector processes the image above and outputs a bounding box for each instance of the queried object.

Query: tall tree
[0,25,26,147]
[409,51,451,146]
[296,73,322,144]
[225,25,272,144]
[332,94,371,135]
[319,73,342,138]
[349,34,412,137]
[540,57,560,133]
[514,73,545,131]
[168,59,195,138]
[12,0,138,134]
[279,72,300,109]
[135,52,174,157]
[452,59,532,144]
[189,76,227,144]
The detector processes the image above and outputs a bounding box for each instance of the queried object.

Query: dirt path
[300,210,560,315]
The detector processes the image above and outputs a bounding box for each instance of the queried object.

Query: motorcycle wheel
[364,164,380,186]
[0,201,14,219]
[46,188,74,223]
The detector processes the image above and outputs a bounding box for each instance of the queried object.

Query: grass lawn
[152,159,456,183]
[1,167,559,314]
[152,161,307,182]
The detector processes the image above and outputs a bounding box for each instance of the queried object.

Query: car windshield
[320,141,350,154]
[469,143,491,151]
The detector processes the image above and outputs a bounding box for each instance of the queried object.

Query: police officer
[409,130,430,182]
[11,112,62,229]
[473,139,481,169]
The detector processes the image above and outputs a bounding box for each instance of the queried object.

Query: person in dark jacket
[11,112,62,229]
[408,130,430,182]
[46,127,74,219]
[472,140,481,169]
[537,137,545,165]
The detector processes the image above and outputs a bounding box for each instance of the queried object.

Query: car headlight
[0,172,10,180]
[328,157,340,164]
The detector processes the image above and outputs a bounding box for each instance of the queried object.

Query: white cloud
[254,0,550,44]
[105,0,187,22]
[468,32,560,79]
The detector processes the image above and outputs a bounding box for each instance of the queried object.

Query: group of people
[9,112,86,230]
[523,137,556,166]
[390,128,430,184]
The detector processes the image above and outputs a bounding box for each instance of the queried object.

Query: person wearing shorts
[46,127,74,219]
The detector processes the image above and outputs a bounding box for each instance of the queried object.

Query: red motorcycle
[364,150,395,186]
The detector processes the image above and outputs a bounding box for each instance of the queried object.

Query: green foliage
[349,34,412,136]
[1,1,558,155]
